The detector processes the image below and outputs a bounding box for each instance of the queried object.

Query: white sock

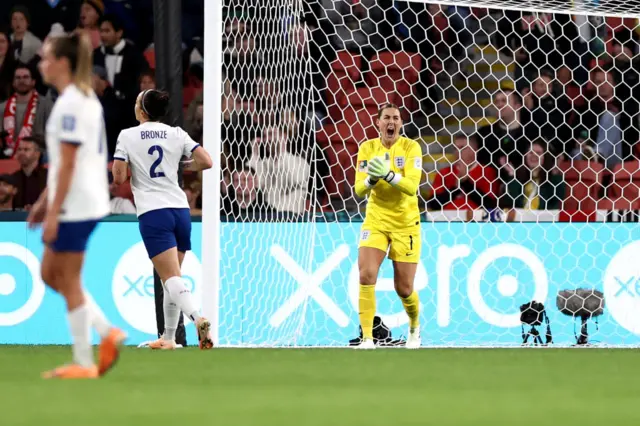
[163,289,179,342]
[68,304,93,368]
[85,291,111,338]
[164,276,201,322]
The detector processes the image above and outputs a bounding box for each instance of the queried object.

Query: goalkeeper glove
[368,156,395,183]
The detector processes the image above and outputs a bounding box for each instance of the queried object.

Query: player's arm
[354,143,376,198]
[112,134,129,185]
[49,142,79,217]
[392,142,423,195]
[369,142,423,196]
[180,128,213,171]
[189,146,213,171]
[26,187,48,227]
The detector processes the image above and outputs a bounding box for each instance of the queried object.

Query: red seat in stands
[327,51,362,120]
[0,159,20,175]
[560,160,604,217]
[317,123,361,197]
[597,160,640,210]
[338,86,403,117]
[365,52,421,115]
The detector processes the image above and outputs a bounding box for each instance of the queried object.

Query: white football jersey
[114,121,199,216]
[45,84,110,222]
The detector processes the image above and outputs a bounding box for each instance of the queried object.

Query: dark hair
[517,139,553,184]
[10,5,31,25]
[141,89,169,121]
[21,135,44,150]
[49,31,94,95]
[13,62,32,79]
[453,133,478,149]
[100,14,124,33]
[377,103,401,119]
[140,68,155,82]
[495,88,522,107]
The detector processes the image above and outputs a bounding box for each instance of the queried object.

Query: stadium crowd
[0,0,639,222]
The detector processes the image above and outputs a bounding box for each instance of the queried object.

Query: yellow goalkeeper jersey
[354,136,423,231]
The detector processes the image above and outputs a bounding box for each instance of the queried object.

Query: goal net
[205,0,640,347]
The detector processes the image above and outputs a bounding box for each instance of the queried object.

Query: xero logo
[604,241,640,334]
[112,242,201,334]
[0,243,45,326]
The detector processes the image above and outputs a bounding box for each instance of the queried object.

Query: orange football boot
[98,327,127,376]
[148,337,177,350]
[196,318,214,350]
[42,364,98,379]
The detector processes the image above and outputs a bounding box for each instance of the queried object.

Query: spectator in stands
[0,174,17,211]
[139,69,156,91]
[573,70,631,171]
[520,69,572,156]
[9,5,42,65]
[0,30,17,102]
[426,134,499,213]
[502,140,565,217]
[11,135,46,210]
[320,0,396,77]
[248,126,310,215]
[495,11,578,92]
[476,89,530,173]
[94,14,148,125]
[108,172,135,214]
[186,90,204,144]
[0,64,52,159]
[223,165,268,221]
[79,0,105,50]
[92,65,127,157]
[184,180,202,216]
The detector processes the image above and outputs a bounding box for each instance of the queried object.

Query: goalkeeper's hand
[368,156,395,183]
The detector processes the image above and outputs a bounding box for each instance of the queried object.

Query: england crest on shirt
[394,156,405,168]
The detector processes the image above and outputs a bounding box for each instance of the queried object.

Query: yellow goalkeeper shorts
[358,227,421,264]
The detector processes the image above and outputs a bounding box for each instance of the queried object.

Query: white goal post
[203,0,640,347]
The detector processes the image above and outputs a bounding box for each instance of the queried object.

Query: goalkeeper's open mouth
[385,126,395,139]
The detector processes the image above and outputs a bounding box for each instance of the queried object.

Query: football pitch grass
[1,346,638,426]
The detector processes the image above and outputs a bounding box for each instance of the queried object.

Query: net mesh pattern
[215,0,640,346]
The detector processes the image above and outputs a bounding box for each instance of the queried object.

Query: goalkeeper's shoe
[196,317,214,350]
[406,329,421,349]
[42,364,98,379]
[354,338,376,350]
[98,327,127,376]
[148,337,177,350]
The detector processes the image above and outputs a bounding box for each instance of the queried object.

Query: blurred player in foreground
[28,32,126,379]
[112,89,214,350]
[353,103,423,349]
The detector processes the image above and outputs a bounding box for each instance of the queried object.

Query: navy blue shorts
[138,208,192,259]
[50,220,99,253]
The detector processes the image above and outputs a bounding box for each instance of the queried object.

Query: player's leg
[389,231,421,349]
[173,208,213,349]
[153,250,186,347]
[140,208,212,349]
[356,229,388,348]
[40,247,97,378]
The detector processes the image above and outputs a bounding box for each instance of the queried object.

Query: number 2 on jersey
[148,145,165,178]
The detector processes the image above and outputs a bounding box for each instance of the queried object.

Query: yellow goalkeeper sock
[358,284,376,340]
[401,291,420,332]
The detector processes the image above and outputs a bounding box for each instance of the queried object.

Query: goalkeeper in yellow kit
[353,103,422,349]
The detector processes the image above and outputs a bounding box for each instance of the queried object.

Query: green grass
[1,346,639,426]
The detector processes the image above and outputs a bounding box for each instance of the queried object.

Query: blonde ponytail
[72,30,93,96]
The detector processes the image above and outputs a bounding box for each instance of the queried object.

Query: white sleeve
[57,104,89,145]
[178,127,200,158]
[113,131,129,162]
